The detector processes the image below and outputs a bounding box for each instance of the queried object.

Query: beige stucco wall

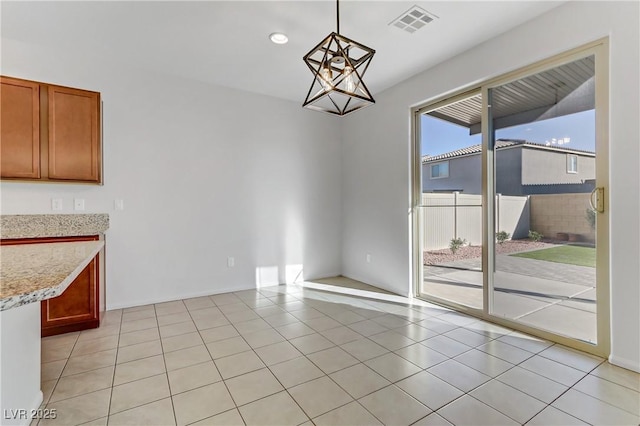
[530,193,595,242]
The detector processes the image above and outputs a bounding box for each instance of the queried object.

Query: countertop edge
[0,214,109,240]
[0,241,105,312]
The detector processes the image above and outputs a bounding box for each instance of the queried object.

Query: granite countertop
[0,240,104,311]
[1,214,109,239]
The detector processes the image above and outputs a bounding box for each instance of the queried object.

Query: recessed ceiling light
[269,33,288,44]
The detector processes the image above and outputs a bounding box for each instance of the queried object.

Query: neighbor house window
[567,154,578,173]
[430,161,449,179]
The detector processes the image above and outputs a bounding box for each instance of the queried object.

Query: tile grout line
[38,285,638,426]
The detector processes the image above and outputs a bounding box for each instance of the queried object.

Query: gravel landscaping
[423,239,553,265]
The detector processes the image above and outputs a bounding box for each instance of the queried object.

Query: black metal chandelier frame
[302,0,375,116]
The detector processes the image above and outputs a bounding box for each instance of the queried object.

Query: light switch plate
[115,199,124,211]
[51,198,63,211]
[74,198,85,211]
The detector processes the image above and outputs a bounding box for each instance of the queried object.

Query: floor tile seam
[475,343,538,365]
[300,393,355,422]
[159,303,185,426]
[157,317,194,328]
[117,336,162,350]
[546,386,601,425]
[587,371,640,393]
[50,362,115,400]
[108,373,171,416]
[45,384,113,409]
[75,329,121,343]
[162,340,205,355]
[535,349,605,374]
[420,339,476,360]
[167,374,226,398]
[460,390,550,425]
[120,314,157,325]
[392,348,450,370]
[224,381,285,412]
[312,399,384,425]
[451,350,518,378]
[59,358,119,378]
[111,363,167,387]
[518,359,590,388]
[431,386,511,425]
[427,360,499,396]
[409,412,438,426]
[364,345,426,371]
[204,304,277,365]
[214,348,267,378]
[165,358,218,378]
[68,343,121,359]
[494,334,548,355]
[447,354,576,405]
[468,379,554,424]
[562,385,640,418]
[105,395,175,424]
[358,382,434,424]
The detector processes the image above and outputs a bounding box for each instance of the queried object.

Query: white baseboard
[106,284,258,311]
[608,353,640,373]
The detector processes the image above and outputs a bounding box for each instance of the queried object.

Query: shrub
[528,230,543,242]
[586,208,596,230]
[449,237,467,254]
[496,231,510,244]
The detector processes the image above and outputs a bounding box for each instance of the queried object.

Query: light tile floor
[36,282,639,425]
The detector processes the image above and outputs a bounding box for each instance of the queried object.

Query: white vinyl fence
[420,193,529,250]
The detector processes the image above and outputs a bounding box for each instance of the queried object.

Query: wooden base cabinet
[0,235,103,337]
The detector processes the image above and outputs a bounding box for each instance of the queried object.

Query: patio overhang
[427,56,595,135]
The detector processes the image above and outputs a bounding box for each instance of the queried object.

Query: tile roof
[422,139,595,163]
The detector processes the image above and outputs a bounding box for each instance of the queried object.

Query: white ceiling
[1,1,564,103]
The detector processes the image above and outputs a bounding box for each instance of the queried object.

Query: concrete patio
[423,254,596,344]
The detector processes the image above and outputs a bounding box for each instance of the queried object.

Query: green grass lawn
[510,245,596,268]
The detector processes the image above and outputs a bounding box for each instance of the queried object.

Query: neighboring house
[422,139,595,195]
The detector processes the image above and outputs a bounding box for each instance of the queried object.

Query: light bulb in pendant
[343,65,356,93]
[319,62,333,90]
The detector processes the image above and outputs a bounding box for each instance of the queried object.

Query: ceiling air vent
[389,5,438,34]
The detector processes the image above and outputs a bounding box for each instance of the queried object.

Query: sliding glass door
[414,41,609,356]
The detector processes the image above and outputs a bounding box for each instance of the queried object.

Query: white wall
[0,38,343,309]
[341,1,640,371]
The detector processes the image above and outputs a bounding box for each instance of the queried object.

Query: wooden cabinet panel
[0,235,102,337]
[48,85,101,182]
[0,76,40,178]
[42,256,99,336]
[0,76,101,183]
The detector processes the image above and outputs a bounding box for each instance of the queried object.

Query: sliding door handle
[590,187,605,213]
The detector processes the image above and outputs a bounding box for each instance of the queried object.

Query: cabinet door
[48,85,100,182]
[0,77,40,178]
[41,256,99,336]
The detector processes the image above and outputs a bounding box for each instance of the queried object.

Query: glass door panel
[419,94,484,310]
[488,55,599,344]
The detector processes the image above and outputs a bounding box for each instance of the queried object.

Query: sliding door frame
[412,38,610,357]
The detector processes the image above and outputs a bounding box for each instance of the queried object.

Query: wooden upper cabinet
[0,76,101,183]
[48,85,101,182]
[0,76,41,179]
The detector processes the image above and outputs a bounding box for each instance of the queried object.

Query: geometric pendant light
[302,0,375,116]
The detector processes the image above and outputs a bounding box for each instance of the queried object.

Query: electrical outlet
[227,257,235,267]
[51,198,63,211]
[366,253,372,263]
[74,198,85,211]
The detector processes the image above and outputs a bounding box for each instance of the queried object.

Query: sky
[421,109,596,157]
